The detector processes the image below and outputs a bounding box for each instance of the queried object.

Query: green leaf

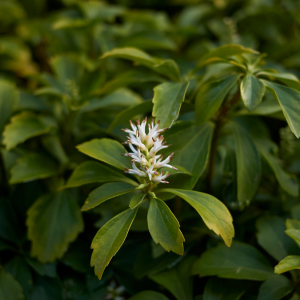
[66,161,135,188]
[91,208,138,279]
[108,100,153,131]
[30,276,62,300]
[60,240,90,273]
[81,182,136,211]
[149,256,196,300]
[77,138,131,170]
[129,194,146,209]
[256,216,298,262]
[0,198,21,245]
[50,55,83,86]
[193,242,274,280]
[255,140,299,196]
[10,152,58,184]
[101,47,181,82]
[160,122,214,189]
[258,71,300,92]
[203,278,249,300]
[241,73,265,111]
[261,80,300,138]
[129,291,170,300]
[0,80,18,133]
[285,229,300,244]
[286,219,300,247]
[157,189,234,247]
[3,112,54,150]
[195,74,240,125]
[25,256,56,277]
[26,190,84,263]
[147,197,184,255]
[121,31,177,51]
[0,268,24,300]
[289,293,300,300]
[153,82,189,128]
[231,122,261,205]
[81,89,142,112]
[196,44,258,68]
[4,256,32,299]
[99,70,163,95]
[42,135,69,165]
[258,275,293,300]
[275,256,300,274]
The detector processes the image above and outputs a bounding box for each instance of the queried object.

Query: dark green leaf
[157,189,234,247]
[30,275,62,300]
[0,80,18,133]
[66,161,135,188]
[3,112,54,150]
[82,182,136,211]
[77,138,131,170]
[203,278,249,300]
[241,73,265,111]
[122,30,177,50]
[26,190,84,262]
[42,135,69,165]
[195,75,239,125]
[231,122,261,205]
[258,275,293,300]
[129,291,170,300]
[81,89,142,112]
[160,122,214,189]
[193,242,274,280]
[99,70,163,95]
[255,140,299,196]
[153,82,189,129]
[4,257,32,299]
[91,208,138,279]
[148,197,184,255]
[149,256,196,300]
[108,100,153,131]
[51,55,83,86]
[0,198,21,245]
[10,152,58,184]
[0,268,24,300]
[25,256,56,277]
[256,216,298,262]
[262,80,300,138]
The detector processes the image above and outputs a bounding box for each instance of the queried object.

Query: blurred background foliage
[1,0,300,299]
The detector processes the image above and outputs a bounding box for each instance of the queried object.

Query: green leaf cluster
[1,0,300,299]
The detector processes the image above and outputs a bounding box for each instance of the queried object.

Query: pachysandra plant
[76,118,234,279]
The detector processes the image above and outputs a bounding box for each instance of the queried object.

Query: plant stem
[207,89,241,192]
[0,150,9,197]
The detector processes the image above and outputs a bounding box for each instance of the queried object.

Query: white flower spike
[122,118,177,184]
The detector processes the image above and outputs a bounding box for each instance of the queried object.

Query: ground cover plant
[1,0,300,299]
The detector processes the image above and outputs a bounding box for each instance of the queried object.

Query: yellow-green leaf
[91,208,138,279]
[241,73,265,111]
[157,189,234,247]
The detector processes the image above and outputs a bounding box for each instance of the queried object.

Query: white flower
[122,118,177,184]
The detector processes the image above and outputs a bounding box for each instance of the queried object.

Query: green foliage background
[1,0,300,299]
